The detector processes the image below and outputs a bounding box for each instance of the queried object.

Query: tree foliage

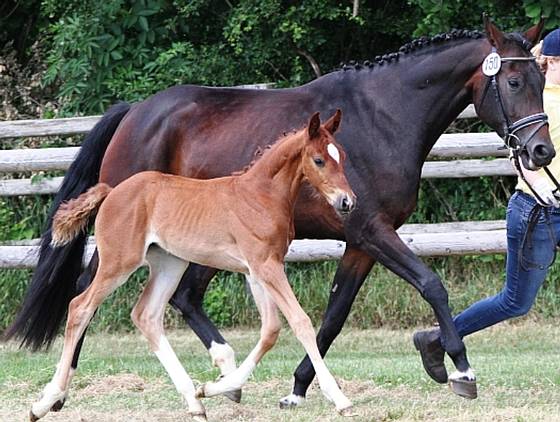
[2,1,559,114]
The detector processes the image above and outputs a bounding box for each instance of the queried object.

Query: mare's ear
[324,109,342,134]
[524,18,545,47]
[483,14,505,48]
[308,112,321,139]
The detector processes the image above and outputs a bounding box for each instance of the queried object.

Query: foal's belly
[153,235,250,275]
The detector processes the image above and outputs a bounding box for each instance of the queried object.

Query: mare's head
[302,110,356,216]
[473,16,553,169]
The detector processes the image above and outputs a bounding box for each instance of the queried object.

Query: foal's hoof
[214,375,242,403]
[449,378,478,399]
[51,398,66,412]
[223,388,242,403]
[338,405,356,417]
[188,410,208,422]
[195,384,207,399]
[278,393,305,409]
[29,410,40,422]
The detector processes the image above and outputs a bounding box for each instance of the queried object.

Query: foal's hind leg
[170,264,241,402]
[50,251,100,413]
[30,263,135,421]
[197,274,281,398]
[132,248,206,421]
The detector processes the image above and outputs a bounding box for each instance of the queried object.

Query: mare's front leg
[356,220,475,397]
[169,264,241,402]
[196,275,281,397]
[280,247,375,407]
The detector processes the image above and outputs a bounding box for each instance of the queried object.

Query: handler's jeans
[453,191,559,338]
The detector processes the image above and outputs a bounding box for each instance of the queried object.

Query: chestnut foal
[30,110,356,421]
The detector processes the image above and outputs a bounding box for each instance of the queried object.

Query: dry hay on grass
[0,373,560,422]
[76,373,145,397]
[3,377,560,421]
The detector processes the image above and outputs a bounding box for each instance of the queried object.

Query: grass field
[1,321,559,421]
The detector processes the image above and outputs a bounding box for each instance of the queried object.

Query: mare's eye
[314,157,325,167]
[508,78,520,89]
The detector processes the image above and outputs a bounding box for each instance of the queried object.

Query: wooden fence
[0,102,510,268]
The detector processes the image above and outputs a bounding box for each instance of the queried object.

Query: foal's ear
[324,109,342,134]
[308,112,321,139]
[524,18,545,47]
[483,14,505,48]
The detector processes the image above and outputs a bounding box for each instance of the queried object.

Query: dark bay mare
[5,18,553,410]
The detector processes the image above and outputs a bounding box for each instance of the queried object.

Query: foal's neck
[241,131,306,205]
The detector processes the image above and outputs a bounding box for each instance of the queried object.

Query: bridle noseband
[478,47,557,206]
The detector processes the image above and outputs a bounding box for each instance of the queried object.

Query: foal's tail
[3,102,130,351]
[51,183,112,247]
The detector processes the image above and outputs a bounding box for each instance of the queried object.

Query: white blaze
[327,144,340,163]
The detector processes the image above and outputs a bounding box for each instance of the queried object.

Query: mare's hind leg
[197,274,281,398]
[170,264,241,402]
[132,248,206,421]
[30,261,137,421]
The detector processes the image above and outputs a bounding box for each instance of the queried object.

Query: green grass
[3,255,560,333]
[1,322,559,421]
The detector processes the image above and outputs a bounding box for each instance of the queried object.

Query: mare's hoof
[449,378,477,399]
[338,405,356,417]
[278,393,305,409]
[51,398,65,412]
[223,388,242,403]
[413,329,448,384]
[188,410,207,422]
[29,410,40,422]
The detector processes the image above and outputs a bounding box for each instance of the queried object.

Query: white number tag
[482,52,501,76]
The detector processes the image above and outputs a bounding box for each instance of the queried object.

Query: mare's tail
[3,102,130,350]
[51,183,113,247]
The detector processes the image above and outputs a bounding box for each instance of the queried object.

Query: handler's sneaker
[413,329,448,384]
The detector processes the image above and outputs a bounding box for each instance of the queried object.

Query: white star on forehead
[327,143,340,163]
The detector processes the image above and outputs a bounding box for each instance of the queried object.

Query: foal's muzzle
[335,193,356,215]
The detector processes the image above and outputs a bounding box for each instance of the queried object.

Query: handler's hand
[533,178,560,208]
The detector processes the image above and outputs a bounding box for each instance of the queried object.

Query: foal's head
[302,110,356,215]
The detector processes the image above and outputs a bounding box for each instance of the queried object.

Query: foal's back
[95,171,277,274]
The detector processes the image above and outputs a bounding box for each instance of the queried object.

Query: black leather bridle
[478,47,557,205]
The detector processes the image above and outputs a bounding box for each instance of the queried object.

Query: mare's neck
[320,37,488,160]
[241,131,306,207]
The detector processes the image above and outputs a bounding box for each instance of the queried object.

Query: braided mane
[337,28,534,72]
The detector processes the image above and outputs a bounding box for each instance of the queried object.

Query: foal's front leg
[197,275,281,397]
[209,262,351,414]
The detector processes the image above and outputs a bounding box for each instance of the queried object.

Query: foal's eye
[508,78,520,89]
[313,157,325,167]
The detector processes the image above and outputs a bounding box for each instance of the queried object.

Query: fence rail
[0,102,511,267]
[0,220,506,268]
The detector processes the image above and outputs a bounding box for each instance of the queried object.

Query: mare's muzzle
[524,136,555,169]
[508,113,554,169]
